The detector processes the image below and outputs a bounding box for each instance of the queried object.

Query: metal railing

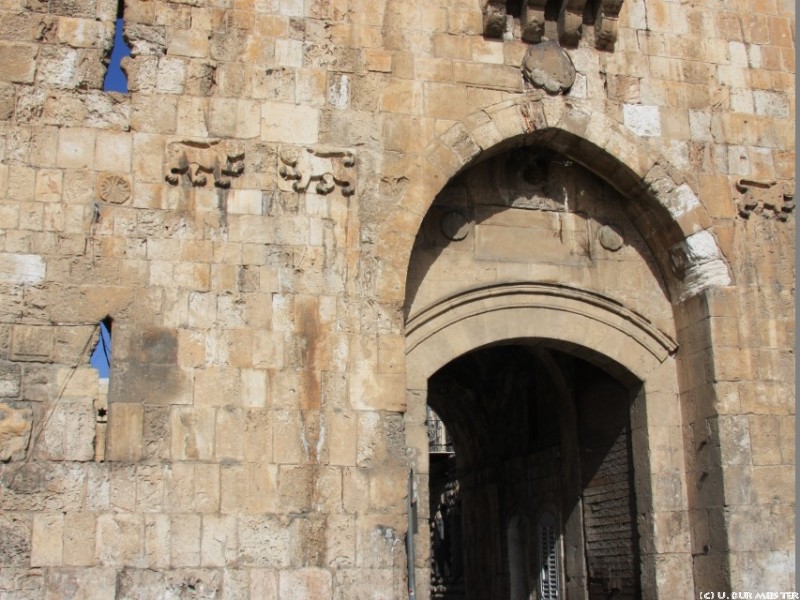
[427,408,454,454]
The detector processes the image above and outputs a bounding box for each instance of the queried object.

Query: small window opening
[90,317,113,379]
[103,1,131,93]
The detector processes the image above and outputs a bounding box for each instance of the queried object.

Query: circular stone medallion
[522,41,576,95]
[441,210,470,241]
[97,173,132,204]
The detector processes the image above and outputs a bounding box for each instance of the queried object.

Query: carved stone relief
[482,0,623,48]
[521,0,548,43]
[598,225,624,251]
[558,0,588,47]
[278,146,356,196]
[0,403,32,461]
[522,41,576,94]
[736,179,795,221]
[164,139,245,188]
[441,211,470,241]
[97,173,131,204]
[595,0,624,50]
[482,0,508,39]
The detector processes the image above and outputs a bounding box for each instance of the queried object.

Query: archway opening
[425,344,640,600]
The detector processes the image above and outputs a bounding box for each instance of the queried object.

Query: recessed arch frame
[405,283,694,600]
[376,95,731,307]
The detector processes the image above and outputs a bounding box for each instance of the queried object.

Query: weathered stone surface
[0,0,793,596]
[0,402,32,461]
[0,512,32,566]
[522,41,576,94]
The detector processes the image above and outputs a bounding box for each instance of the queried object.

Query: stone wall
[0,0,794,597]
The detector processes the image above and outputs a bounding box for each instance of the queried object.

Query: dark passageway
[426,345,640,600]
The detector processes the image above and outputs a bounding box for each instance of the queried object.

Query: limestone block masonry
[0,0,794,598]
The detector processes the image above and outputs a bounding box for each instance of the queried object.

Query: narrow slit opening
[90,317,113,379]
[103,0,131,92]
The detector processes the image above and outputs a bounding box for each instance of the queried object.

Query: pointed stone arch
[376,95,730,306]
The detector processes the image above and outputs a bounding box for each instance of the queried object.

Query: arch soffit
[380,96,731,305]
[405,283,678,389]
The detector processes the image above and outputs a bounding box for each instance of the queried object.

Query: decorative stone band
[481,0,624,49]
[406,282,678,386]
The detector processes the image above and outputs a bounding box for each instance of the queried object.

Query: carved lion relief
[736,179,795,221]
[164,140,245,188]
[278,146,356,196]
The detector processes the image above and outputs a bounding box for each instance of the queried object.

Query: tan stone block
[369,465,407,511]
[215,406,245,461]
[379,79,423,114]
[228,189,264,215]
[165,462,197,513]
[94,130,132,172]
[144,515,171,568]
[750,465,794,505]
[250,568,279,598]
[57,17,111,48]
[0,42,37,83]
[57,128,97,169]
[432,33,471,60]
[201,515,237,567]
[131,94,178,133]
[712,347,752,382]
[96,513,144,566]
[273,408,304,463]
[108,465,137,513]
[454,60,522,91]
[63,513,96,567]
[195,463,220,513]
[470,37,504,64]
[168,28,209,58]
[261,102,319,143]
[377,334,404,374]
[355,513,406,568]
[34,169,63,203]
[170,406,215,461]
[243,408,272,464]
[278,464,313,512]
[106,403,143,462]
[325,514,356,568]
[194,366,240,407]
[132,133,165,183]
[749,415,782,466]
[238,515,293,568]
[222,463,278,514]
[383,114,435,153]
[278,568,332,599]
[31,513,64,566]
[296,68,327,106]
[170,513,201,567]
[173,262,211,291]
[649,510,692,554]
[240,368,269,407]
[322,409,355,467]
[423,82,472,120]
[253,331,285,369]
[365,48,392,72]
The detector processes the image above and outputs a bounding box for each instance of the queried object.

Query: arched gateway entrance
[399,111,729,598]
[406,283,679,600]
